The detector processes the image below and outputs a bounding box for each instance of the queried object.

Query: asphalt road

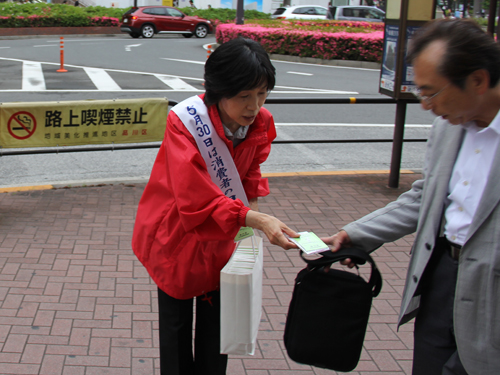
[0,34,435,188]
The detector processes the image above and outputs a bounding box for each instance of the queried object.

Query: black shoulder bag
[284,247,383,372]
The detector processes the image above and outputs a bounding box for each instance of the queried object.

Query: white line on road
[275,123,432,127]
[0,57,364,94]
[161,57,205,65]
[0,56,206,82]
[125,44,141,52]
[156,75,198,90]
[22,61,45,91]
[287,71,313,76]
[0,47,10,49]
[33,44,58,48]
[273,88,358,94]
[271,59,379,71]
[44,38,134,42]
[84,67,121,91]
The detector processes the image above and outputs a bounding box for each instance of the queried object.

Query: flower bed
[216,23,383,62]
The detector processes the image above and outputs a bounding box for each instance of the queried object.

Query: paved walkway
[0,172,420,374]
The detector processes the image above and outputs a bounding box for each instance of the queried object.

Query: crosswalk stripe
[22,62,46,91]
[84,67,122,91]
[156,75,198,91]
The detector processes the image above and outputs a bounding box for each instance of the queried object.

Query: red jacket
[132,95,276,299]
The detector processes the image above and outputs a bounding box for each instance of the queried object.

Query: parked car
[120,6,213,39]
[271,5,329,20]
[327,6,385,22]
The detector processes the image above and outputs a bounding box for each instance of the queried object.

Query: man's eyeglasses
[411,83,450,104]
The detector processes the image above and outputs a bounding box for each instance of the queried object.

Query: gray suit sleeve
[343,178,422,251]
[343,118,438,252]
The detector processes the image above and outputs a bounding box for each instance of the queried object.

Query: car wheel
[130,32,140,38]
[182,33,194,38]
[141,24,155,38]
[194,24,208,38]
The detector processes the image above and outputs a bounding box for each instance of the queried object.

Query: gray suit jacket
[343,116,500,374]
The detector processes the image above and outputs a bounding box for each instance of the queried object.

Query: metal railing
[1,97,424,186]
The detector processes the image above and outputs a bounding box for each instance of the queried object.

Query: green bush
[0,3,272,27]
[0,3,270,22]
[178,7,270,21]
[0,3,127,18]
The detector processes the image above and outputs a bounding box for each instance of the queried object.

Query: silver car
[328,6,385,22]
[271,5,329,20]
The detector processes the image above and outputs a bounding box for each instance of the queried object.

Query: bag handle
[300,248,383,298]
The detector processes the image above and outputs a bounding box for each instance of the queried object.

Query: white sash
[171,96,249,206]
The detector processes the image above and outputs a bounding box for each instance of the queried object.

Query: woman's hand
[245,210,299,250]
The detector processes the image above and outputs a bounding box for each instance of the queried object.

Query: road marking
[0,47,10,49]
[0,89,203,92]
[271,59,379,71]
[271,90,358,94]
[287,71,313,76]
[156,75,198,90]
[125,44,141,52]
[22,61,46,91]
[83,68,121,91]
[33,44,58,48]
[0,57,363,94]
[161,57,205,65]
[275,123,431,128]
[44,38,134,42]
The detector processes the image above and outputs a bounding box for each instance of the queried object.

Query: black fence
[1,97,424,187]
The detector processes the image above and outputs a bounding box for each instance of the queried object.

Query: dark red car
[120,6,213,39]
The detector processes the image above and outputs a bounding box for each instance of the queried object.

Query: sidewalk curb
[0,169,419,193]
[0,27,121,39]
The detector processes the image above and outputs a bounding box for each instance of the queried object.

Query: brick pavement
[0,172,420,374]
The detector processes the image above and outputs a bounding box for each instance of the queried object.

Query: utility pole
[236,0,244,24]
[473,0,483,17]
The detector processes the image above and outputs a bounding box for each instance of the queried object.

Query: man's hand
[245,210,299,250]
[321,230,356,268]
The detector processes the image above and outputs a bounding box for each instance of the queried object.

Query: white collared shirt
[444,111,500,246]
[222,124,249,147]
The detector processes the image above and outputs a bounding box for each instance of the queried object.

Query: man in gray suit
[323,19,500,375]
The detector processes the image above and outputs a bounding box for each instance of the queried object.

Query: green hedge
[0,3,270,24]
[0,3,126,18]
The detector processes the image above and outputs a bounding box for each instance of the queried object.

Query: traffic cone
[57,37,68,73]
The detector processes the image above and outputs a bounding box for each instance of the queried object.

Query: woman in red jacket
[132,38,298,375]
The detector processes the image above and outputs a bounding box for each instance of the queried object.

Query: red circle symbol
[8,111,37,140]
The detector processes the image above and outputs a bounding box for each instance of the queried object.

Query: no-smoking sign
[8,111,37,140]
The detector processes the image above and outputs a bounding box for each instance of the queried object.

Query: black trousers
[157,288,228,375]
[412,239,468,375]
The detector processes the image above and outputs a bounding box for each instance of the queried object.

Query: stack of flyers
[224,242,259,274]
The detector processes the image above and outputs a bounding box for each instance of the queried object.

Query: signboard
[379,0,435,100]
[0,98,169,149]
[380,24,399,93]
[381,24,421,95]
[400,25,420,94]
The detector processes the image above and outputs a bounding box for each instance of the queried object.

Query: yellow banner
[0,98,169,148]
[162,0,173,6]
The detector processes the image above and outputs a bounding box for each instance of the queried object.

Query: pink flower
[216,23,383,62]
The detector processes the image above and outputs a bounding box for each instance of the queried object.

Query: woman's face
[217,82,268,133]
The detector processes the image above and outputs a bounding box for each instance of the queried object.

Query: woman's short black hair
[407,19,500,89]
[204,38,276,107]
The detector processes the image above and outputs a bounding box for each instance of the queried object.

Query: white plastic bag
[220,236,263,355]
